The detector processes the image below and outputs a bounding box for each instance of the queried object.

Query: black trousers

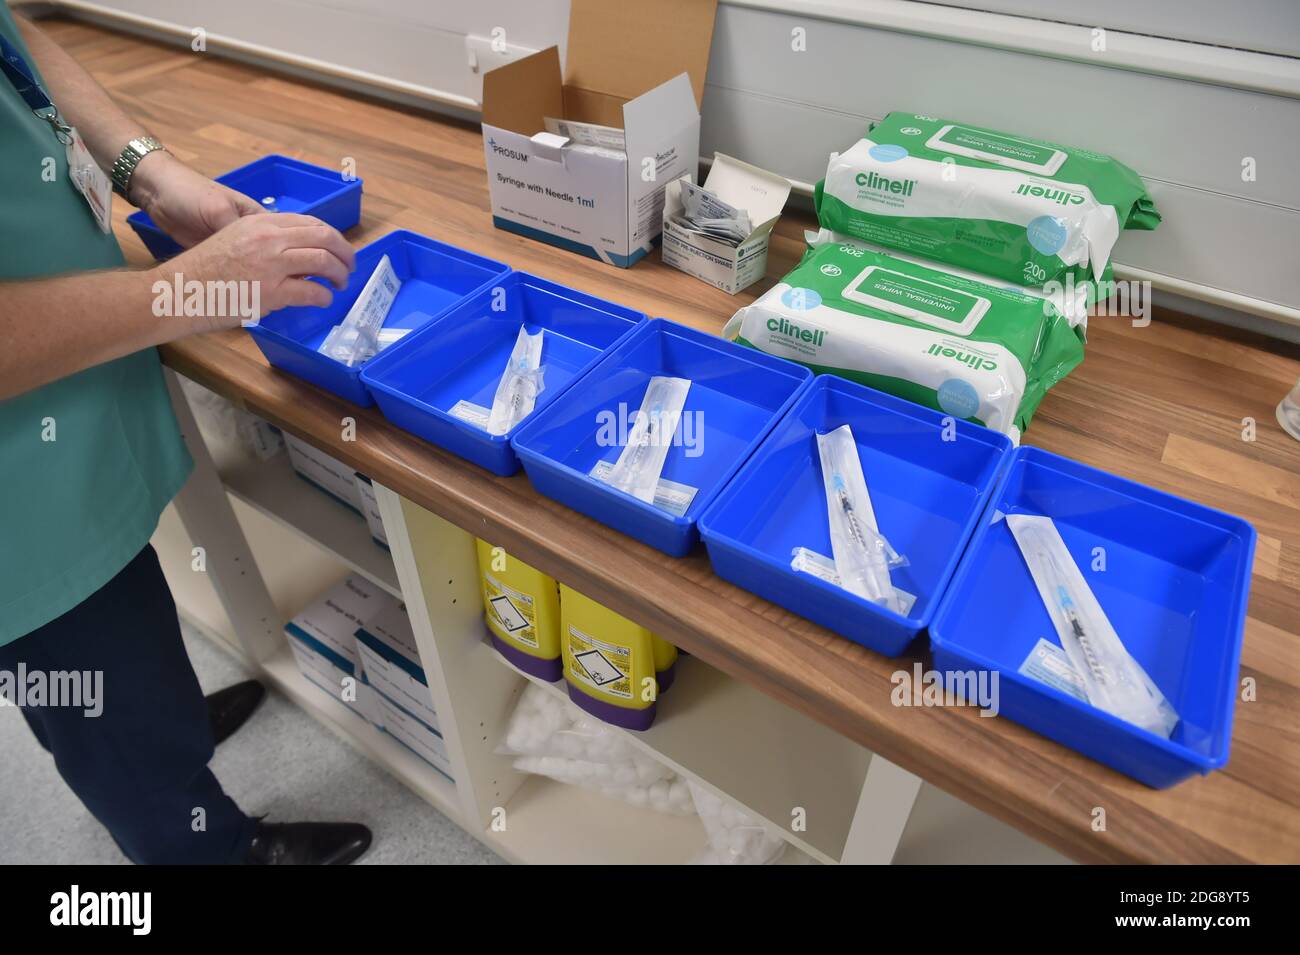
[0,546,256,863]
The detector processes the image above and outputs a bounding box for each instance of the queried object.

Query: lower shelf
[257,647,463,818]
[485,775,709,865]
[490,644,859,864]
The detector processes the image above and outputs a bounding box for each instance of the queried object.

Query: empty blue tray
[360,272,645,475]
[249,230,509,406]
[128,154,364,260]
[511,318,813,556]
[698,375,1012,655]
[929,446,1256,788]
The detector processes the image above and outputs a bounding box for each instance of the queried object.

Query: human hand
[131,152,266,248]
[159,213,356,331]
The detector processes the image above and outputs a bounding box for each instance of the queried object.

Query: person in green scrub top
[0,6,371,864]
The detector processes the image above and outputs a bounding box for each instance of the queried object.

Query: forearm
[0,269,206,399]
[13,13,162,201]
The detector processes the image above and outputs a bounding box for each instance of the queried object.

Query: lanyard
[0,30,72,144]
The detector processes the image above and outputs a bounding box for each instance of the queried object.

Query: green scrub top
[0,3,192,645]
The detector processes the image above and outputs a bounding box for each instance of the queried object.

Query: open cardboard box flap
[483,0,718,135]
[703,153,793,236]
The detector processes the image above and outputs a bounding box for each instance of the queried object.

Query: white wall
[26,0,1300,327]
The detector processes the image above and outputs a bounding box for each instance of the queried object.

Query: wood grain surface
[43,16,1300,864]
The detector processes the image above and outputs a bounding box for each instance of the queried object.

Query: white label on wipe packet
[448,400,491,429]
[842,265,991,336]
[588,460,697,516]
[543,117,627,151]
[925,124,1068,176]
[1018,637,1089,702]
[790,546,916,614]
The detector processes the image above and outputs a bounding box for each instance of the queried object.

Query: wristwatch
[110,135,167,199]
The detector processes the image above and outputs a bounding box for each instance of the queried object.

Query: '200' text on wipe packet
[815,112,1159,289]
[723,236,1084,439]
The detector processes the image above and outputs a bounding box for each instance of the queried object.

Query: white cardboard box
[284,432,364,514]
[286,633,384,728]
[661,154,792,294]
[285,575,388,673]
[480,0,717,268]
[285,575,397,727]
[376,693,453,780]
[352,473,388,547]
[354,600,440,731]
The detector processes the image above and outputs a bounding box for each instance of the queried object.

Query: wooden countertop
[62,16,1300,863]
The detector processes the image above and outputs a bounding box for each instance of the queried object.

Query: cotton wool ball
[718,803,745,828]
[553,734,581,759]
[668,780,692,811]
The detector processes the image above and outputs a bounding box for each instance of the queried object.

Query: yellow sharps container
[560,583,674,730]
[476,539,562,681]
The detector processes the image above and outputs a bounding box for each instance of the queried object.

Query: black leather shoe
[244,821,373,865]
[207,679,266,745]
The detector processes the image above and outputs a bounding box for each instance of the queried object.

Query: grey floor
[0,622,503,865]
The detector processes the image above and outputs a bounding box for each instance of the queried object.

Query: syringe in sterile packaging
[1007,513,1179,737]
[815,425,906,612]
[604,376,691,506]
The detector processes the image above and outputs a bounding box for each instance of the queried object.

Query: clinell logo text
[855,170,915,196]
[767,316,825,346]
[1015,183,1084,205]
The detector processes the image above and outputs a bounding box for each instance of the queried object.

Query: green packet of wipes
[723,236,1085,438]
[814,112,1158,288]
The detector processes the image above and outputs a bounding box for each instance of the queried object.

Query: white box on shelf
[352,473,389,547]
[284,432,364,514]
[376,693,453,779]
[234,409,284,460]
[286,624,384,728]
[661,154,792,295]
[479,0,717,268]
[354,600,440,731]
[285,574,391,673]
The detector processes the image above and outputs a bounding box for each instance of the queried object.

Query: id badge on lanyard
[1,30,113,232]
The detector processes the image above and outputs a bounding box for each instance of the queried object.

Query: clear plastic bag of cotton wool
[498,685,812,863]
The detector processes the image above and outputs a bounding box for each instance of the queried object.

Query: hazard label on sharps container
[567,625,632,699]
[483,573,537,647]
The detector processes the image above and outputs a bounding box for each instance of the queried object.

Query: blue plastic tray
[512,318,813,556]
[698,375,1012,655]
[929,446,1256,788]
[250,230,509,406]
[360,272,645,475]
[128,154,364,260]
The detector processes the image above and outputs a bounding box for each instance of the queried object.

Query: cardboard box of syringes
[661,153,792,294]
[479,0,718,268]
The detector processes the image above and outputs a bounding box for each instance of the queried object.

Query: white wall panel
[27,0,1300,322]
[921,0,1300,58]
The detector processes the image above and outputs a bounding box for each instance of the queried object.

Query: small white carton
[354,600,439,731]
[661,154,792,294]
[284,432,364,514]
[286,635,384,728]
[285,574,394,727]
[376,693,453,779]
[480,0,718,268]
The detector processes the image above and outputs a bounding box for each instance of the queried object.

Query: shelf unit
[160,372,1065,865]
[496,650,865,864]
